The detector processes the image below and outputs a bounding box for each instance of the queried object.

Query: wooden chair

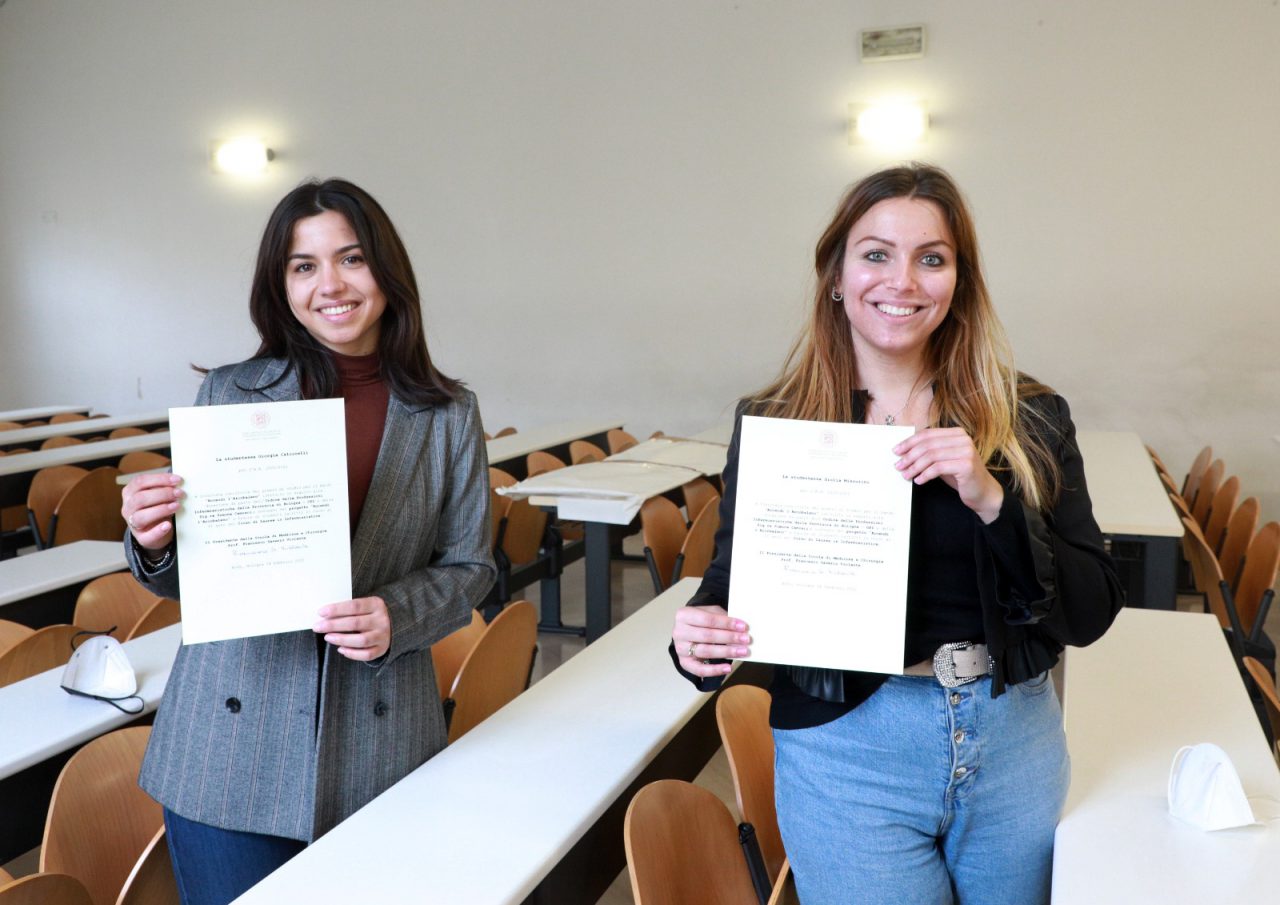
[489,468,549,604]
[0,874,94,905]
[41,726,162,905]
[493,426,516,438]
[1233,522,1280,639]
[526,450,567,477]
[766,859,799,905]
[0,421,23,431]
[1218,497,1260,591]
[49,413,88,424]
[108,428,147,440]
[1145,445,1171,480]
[1181,517,1233,630]
[1190,459,1224,529]
[1243,656,1280,764]
[0,619,35,656]
[678,498,720,581]
[1160,472,1192,521]
[73,574,162,641]
[1181,445,1213,504]
[0,869,9,885]
[1201,475,1240,553]
[42,436,85,451]
[488,468,517,548]
[640,496,687,594]
[624,779,760,905]
[118,452,171,474]
[27,465,88,548]
[681,477,720,528]
[0,624,82,687]
[50,466,127,546]
[607,428,639,454]
[717,686,785,888]
[124,597,180,641]
[114,826,178,905]
[430,609,486,700]
[569,439,607,464]
[444,600,537,743]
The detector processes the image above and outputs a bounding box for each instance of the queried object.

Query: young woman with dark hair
[121,178,495,905]
[670,163,1123,904]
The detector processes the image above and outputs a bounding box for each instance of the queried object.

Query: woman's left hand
[894,428,1004,524]
[315,597,391,661]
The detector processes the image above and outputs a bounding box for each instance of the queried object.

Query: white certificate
[170,398,351,644]
[729,416,914,674]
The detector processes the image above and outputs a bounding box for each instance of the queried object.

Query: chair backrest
[1201,475,1240,554]
[1243,656,1280,763]
[569,439,606,464]
[681,477,720,528]
[446,600,537,742]
[49,413,89,424]
[1160,473,1192,521]
[1181,445,1213,503]
[27,465,88,548]
[73,574,161,641]
[0,421,23,431]
[430,609,486,701]
[1219,497,1260,591]
[114,825,178,905]
[42,436,86,451]
[607,428,639,454]
[640,496,687,595]
[124,597,181,641]
[1234,522,1280,634]
[678,499,720,582]
[488,467,546,567]
[624,779,760,905]
[1145,445,1171,480]
[716,686,785,886]
[41,726,162,905]
[1180,517,1231,630]
[492,426,517,438]
[52,466,127,546]
[526,450,566,477]
[0,619,35,657]
[0,624,82,688]
[118,452,171,475]
[0,874,94,905]
[1190,459,1224,529]
[488,468,517,548]
[108,428,147,440]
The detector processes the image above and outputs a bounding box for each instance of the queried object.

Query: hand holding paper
[894,427,1004,523]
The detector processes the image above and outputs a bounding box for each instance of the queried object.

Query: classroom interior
[2,2,1279,903]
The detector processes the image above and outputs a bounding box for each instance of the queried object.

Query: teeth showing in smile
[319,303,357,316]
[875,302,918,317]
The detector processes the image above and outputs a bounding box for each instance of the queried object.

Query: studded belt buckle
[932,641,993,688]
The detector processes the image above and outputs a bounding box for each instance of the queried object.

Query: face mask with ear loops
[60,629,145,715]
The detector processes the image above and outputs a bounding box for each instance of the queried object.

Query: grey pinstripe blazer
[127,357,496,841]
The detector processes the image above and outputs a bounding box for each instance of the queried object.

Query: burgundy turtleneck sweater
[331,351,390,534]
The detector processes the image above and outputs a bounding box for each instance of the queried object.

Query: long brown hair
[239,178,460,405]
[755,163,1060,509]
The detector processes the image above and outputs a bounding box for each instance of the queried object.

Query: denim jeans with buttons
[773,672,1069,905]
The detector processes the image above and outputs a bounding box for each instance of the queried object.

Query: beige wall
[2,1,1277,517]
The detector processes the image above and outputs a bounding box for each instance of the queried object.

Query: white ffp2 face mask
[1167,743,1257,831]
[60,633,144,714]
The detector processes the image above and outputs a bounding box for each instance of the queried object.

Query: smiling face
[838,196,957,367]
[284,210,387,356]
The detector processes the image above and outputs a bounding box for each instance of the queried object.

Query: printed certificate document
[729,416,914,674]
[170,398,351,644]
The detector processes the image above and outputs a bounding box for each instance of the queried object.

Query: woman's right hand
[672,604,751,679]
[121,473,184,551]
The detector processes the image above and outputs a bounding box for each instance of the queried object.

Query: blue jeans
[163,809,307,905]
[773,673,1069,905]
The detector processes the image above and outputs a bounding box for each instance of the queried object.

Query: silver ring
[686,642,697,658]
[127,516,137,531]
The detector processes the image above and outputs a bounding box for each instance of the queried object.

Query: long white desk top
[1076,430,1182,538]
[1055,609,1280,903]
[0,411,168,449]
[0,405,92,423]
[485,419,623,467]
[234,580,706,904]
[0,431,171,478]
[0,623,181,780]
[0,541,127,607]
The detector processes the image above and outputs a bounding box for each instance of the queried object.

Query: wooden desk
[233,580,750,905]
[0,411,168,451]
[1076,430,1182,609]
[0,431,171,507]
[0,541,127,627]
[0,405,92,423]
[486,419,622,479]
[1054,609,1280,903]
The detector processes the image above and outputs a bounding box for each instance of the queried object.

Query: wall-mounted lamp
[210,137,275,175]
[849,101,929,148]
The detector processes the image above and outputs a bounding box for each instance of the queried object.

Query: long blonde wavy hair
[753,163,1060,511]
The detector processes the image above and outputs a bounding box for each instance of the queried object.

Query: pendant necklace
[874,380,930,426]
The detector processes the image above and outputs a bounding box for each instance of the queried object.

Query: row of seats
[0,427,165,457]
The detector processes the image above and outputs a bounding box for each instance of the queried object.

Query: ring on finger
[686,641,697,658]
